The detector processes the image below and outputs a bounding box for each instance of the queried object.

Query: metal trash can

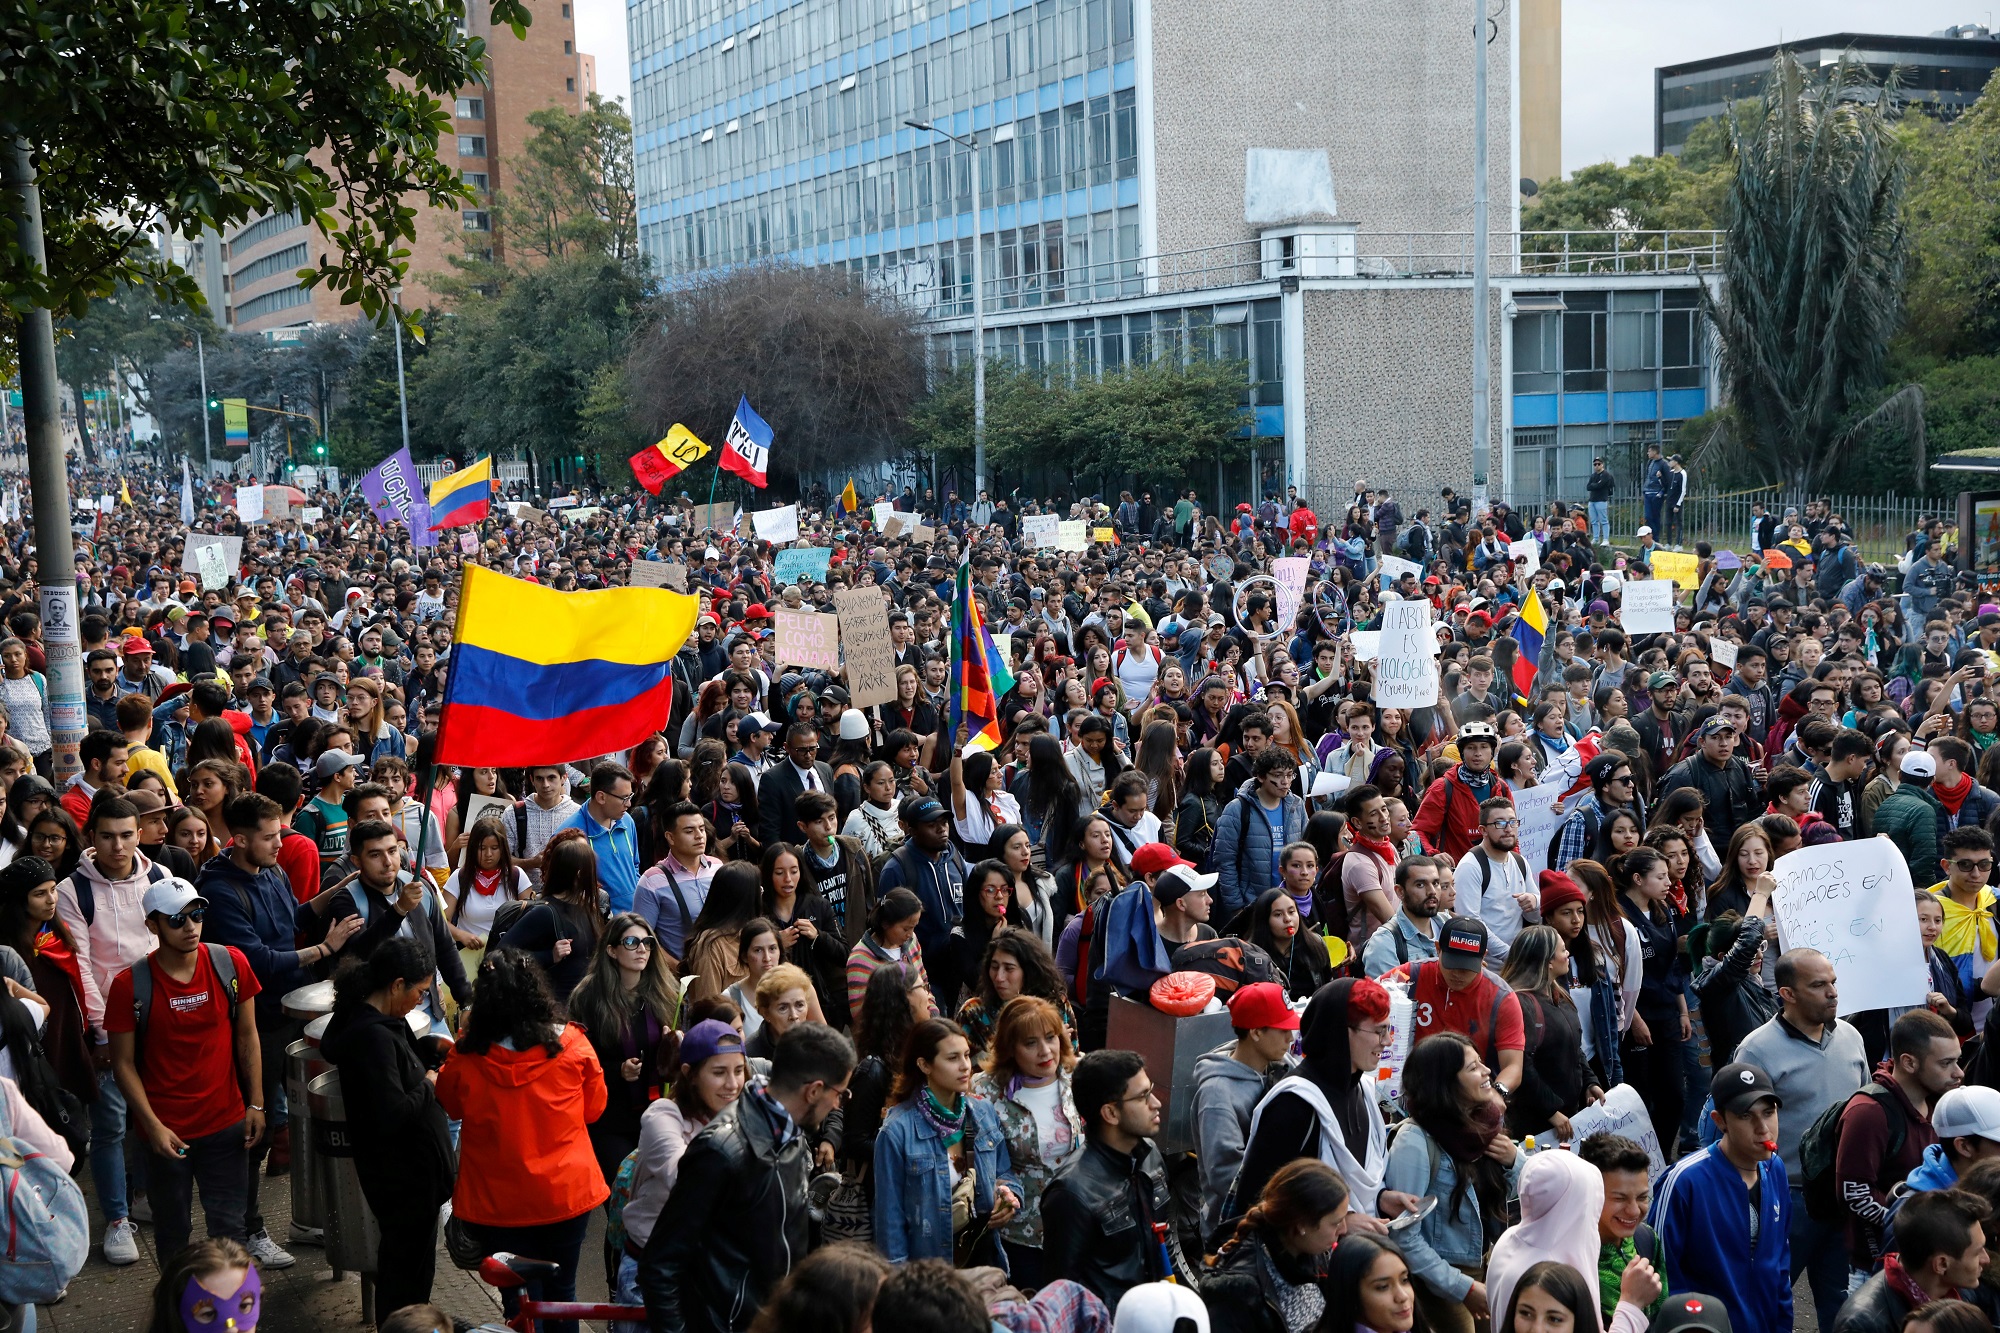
[307,1070,379,1274]
[286,1039,332,1230]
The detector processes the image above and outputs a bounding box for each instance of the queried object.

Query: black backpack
[1799,1083,1906,1222]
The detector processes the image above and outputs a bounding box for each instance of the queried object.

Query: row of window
[1511,290,1705,394]
[939,300,1282,398]
[233,284,312,326]
[1510,429,1686,508]
[456,96,486,119]
[229,210,302,254]
[232,242,309,290]
[458,135,487,158]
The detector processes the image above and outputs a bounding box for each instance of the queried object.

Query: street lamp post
[907,119,986,498]
[195,329,211,475]
[392,289,412,456]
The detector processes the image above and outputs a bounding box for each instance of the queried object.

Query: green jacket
[1874,783,1945,892]
[1598,1226,1668,1326]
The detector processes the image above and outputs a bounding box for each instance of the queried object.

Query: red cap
[1227,981,1300,1032]
[743,603,772,620]
[1129,843,1192,876]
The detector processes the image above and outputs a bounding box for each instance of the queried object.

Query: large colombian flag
[435,564,699,766]
[1509,589,1548,704]
[428,456,493,530]
[949,554,1015,752]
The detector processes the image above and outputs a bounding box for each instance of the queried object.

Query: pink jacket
[55,848,162,1034]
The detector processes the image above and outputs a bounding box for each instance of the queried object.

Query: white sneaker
[102,1219,140,1266]
[127,1195,152,1224]
[246,1229,296,1269]
[288,1220,324,1246]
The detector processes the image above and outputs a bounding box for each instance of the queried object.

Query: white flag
[180,456,195,524]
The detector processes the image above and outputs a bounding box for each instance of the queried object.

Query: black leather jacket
[1830,1271,1913,1333]
[1040,1136,1171,1308]
[639,1090,811,1333]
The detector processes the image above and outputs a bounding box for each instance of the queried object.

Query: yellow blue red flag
[427,457,492,530]
[1510,590,1547,703]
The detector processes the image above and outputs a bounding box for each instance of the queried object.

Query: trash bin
[307,1070,379,1275]
[286,1039,332,1231]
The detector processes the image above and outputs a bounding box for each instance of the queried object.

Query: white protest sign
[1377,553,1421,587]
[1560,1084,1668,1182]
[1351,631,1381,662]
[236,485,265,524]
[752,504,800,544]
[464,793,513,833]
[1617,579,1675,634]
[1711,638,1739,671]
[195,542,229,592]
[1771,837,1929,1016]
[1512,782,1567,882]
[181,534,243,576]
[459,533,479,554]
[1509,538,1540,576]
[1273,557,1309,631]
[300,507,323,524]
[1374,598,1440,708]
[871,501,897,531]
[1056,520,1089,552]
[1022,514,1061,549]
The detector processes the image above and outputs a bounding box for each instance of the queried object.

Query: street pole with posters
[2,139,86,781]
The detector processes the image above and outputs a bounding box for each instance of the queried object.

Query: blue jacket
[1652,1145,1792,1333]
[197,854,314,1024]
[1211,781,1308,919]
[1643,458,1672,498]
[1382,1120,1524,1302]
[873,1095,1020,1265]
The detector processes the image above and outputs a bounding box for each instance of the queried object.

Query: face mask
[180,1267,261,1332]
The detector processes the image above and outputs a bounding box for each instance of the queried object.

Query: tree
[625,264,928,488]
[1703,53,1911,489]
[490,95,640,266]
[2,0,531,329]
[1899,72,2000,361]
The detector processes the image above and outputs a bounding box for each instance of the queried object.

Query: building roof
[1659,32,2000,80]
[1932,447,2000,474]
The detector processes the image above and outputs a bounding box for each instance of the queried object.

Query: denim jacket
[873,1094,1022,1265]
[1380,1119,1524,1302]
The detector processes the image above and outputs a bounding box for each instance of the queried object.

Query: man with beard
[1363,856,1449,977]
[1451,797,1536,964]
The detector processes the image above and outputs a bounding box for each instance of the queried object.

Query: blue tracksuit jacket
[1651,1144,1794,1333]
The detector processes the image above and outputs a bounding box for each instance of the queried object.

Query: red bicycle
[477,1253,647,1332]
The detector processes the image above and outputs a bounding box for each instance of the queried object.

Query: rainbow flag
[427,456,492,530]
[949,554,1014,752]
[435,564,699,766]
[1510,589,1548,704]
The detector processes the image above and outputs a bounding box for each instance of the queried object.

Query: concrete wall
[1518,0,1560,193]
[1148,0,1516,257]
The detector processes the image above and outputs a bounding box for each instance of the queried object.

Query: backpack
[1095,883,1173,994]
[1799,1082,1906,1222]
[66,861,172,928]
[1548,805,1598,869]
[604,1147,641,1257]
[1313,853,1356,963]
[1166,938,1278,998]
[0,1090,87,1305]
[131,944,242,1045]
[0,998,84,1163]
[1470,848,1531,900]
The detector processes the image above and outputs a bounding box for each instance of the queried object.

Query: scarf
[1539,729,1572,754]
[918,1086,968,1148]
[471,868,502,897]
[1935,772,1975,817]
[1351,832,1400,868]
[1431,1092,1507,1164]
[1938,887,1998,988]
[1976,730,1999,753]
[1882,1253,1937,1309]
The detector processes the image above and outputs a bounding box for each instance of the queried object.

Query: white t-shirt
[1113,644,1161,698]
[954,789,1022,849]
[1012,1077,1076,1166]
[443,866,530,938]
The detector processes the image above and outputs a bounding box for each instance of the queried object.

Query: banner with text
[1772,837,1929,1016]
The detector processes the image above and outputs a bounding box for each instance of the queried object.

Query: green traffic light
[206,397,220,410]
[575,455,585,464]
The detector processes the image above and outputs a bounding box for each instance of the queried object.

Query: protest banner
[1057,520,1089,552]
[1617,579,1675,634]
[1508,539,1540,577]
[1513,782,1566,881]
[1273,557,1309,632]
[1377,554,1421,588]
[1561,1084,1668,1182]
[752,504,800,544]
[195,542,229,592]
[774,547,832,584]
[1771,837,1929,1015]
[834,587,898,707]
[181,534,243,577]
[236,485,265,524]
[559,506,602,523]
[774,610,842,671]
[1022,515,1061,549]
[1374,599,1439,708]
[546,495,580,509]
[871,501,897,531]
[1650,551,1699,589]
[629,560,687,591]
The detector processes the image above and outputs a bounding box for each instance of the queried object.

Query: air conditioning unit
[1258,223,1358,280]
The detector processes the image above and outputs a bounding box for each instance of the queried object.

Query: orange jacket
[436,1021,609,1226]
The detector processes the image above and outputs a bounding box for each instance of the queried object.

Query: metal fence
[414,460,531,488]
[1587,488,1949,560]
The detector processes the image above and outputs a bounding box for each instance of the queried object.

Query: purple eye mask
[180,1266,262,1332]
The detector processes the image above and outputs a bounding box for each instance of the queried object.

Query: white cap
[1902,749,1938,779]
[1114,1283,1210,1333]
[1636,525,1653,537]
[142,878,205,918]
[1935,1086,2000,1142]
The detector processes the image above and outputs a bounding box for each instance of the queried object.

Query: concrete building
[1656,25,2000,157]
[630,0,1709,513]
[227,0,595,335]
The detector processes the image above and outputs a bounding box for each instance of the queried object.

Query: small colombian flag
[840,478,859,514]
[1509,589,1548,704]
[427,456,492,530]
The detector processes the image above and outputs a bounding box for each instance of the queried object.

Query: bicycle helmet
[1864,563,1886,578]
[1456,721,1499,748]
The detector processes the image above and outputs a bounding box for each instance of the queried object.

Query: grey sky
[572,1,1989,176]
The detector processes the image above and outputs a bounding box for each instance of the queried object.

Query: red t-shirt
[1409,960,1525,1067]
[277,827,321,906]
[104,945,261,1140]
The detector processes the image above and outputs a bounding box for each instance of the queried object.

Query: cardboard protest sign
[1617,579,1675,634]
[181,535,243,577]
[1650,551,1698,589]
[630,560,687,591]
[774,548,832,584]
[913,526,937,545]
[1022,515,1060,549]
[752,504,800,544]
[1374,599,1440,708]
[1771,838,1929,1016]
[834,587,898,708]
[881,513,910,539]
[774,610,842,671]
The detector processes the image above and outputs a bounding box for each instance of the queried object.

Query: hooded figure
[1230,977,1390,1219]
[1485,1150,1610,1332]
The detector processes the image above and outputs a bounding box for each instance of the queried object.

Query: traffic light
[575,454,585,464]
[313,441,327,458]
[206,395,221,411]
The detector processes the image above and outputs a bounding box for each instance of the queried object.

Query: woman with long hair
[688,737,729,808]
[0,855,92,1103]
[1649,786,1720,888]
[992,823,1056,946]
[1539,864,1632,1091]
[1317,1233,1424,1333]
[26,806,82,880]
[319,938,455,1318]
[971,996,1084,1291]
[614,1018,749,1311]
[1499,1258,1655,1333]
[1051,812,1128,935]
[1383,1031,1522,1333]
[1012,733,1083,864]
[5,774,54,853]
[702,762,763,862]
[845,887,935,1022]
[638,756,691,866]
[344,676,404,766]
[722,917,784,1040]
[1702,819,1781,986]
[872,1017,1021,1265]
[1246,886,1334,1002]
[954,926,1074,1058]
[1588,808,1644,865]
[1132,719,1182,828]
[182,758,244,850]
[950,748,1022,861]
[832,962,937,1243]
[165,804,216,869]
[679,861,764,1006]
[1174,747,1226,872]
[841,761,905,862]
[440,819,529,979]
[501,835,604,1001]
[437,949,608,1333]
[1201,1159,1351,1333]
[184,718,242,772]
[1498,925,1599,1142]
[938,859,1011,1014]
[1614,847,1690,1156]
[1640,822,1702,928]
[567,911,680,1192]
[143,1237,262,1333]
[759,841,843,1019]
[744,1244,889,1333]
[443,766,510,869]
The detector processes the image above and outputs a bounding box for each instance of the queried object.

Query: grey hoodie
[1191,1043,1285,1236]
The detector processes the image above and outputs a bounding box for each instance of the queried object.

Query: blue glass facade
[629,0,1144,307]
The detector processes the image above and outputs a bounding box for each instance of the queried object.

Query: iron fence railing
[414,460,532,488]
[1540,487,1950,560]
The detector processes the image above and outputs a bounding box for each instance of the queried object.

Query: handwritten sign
[1273,557,1309,634]
[1374,599,1439,708]
[1650,550,1699,589]
[1711,638,1738,670]
[834,587,897,708]
[630,560,687,591]
[300,507,323,524]
[881,513,910,539]
[1617,579,1675,634]
[1377,554,1421,588]
[181,534,243,577]
[774,547,832,584]
[1513,781,1566,882]
[871,502,897,531]
[195,542,229,592]
[1093,526,1116,544]
[1022,515,1061,549]
[1561,1084,1668,1183]
[752,504,800,544]
[1056,520,1089,552]
[774,609,842,671]
[1508,538,1540,577]
[236,485,265,524]
[1771,837,1929,1015]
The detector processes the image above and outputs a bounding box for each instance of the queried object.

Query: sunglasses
[616,935,655,951]
[162,908,206,928]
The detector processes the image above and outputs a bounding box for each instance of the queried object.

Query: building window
[456,96,484,119]
[461,171,489,191]
[1562,292,1607,392]
[567,78,576,92]
[1512,311,1559,393]
[561,2,570,12]
[458,135,487,157]
[233,242,310,288]
[230,210,302,252]
[563,39,573,53]
[462,210,491,232]
[234,284,312,324]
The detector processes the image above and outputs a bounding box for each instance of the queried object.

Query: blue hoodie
[1881,1144,1963,1259]
[197,853,314,1023]
[1652,1143,1792,1333]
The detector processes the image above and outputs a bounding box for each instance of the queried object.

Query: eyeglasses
[1351,1024,1392,1041]
[602,790,635,805]
[616,935,655,951]
[1119,1084,1159,1104]
[163,908,206,928]
[1954,859,1996,873]
[1483,818,1520,830]
[1609,773,1634,784]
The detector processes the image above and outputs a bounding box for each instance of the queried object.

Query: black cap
[1710,1062,1781,1115]
[1648,1295,1732,1333]
[1438,917,1489,971]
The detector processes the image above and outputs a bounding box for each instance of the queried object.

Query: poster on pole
[774,610,842,671]
[629,560,687,591]
[834,587,898,708]
[1022,515,1061,549]
[1056,520,1089,552]
[1770,837,1929,1016]
[774,548,832,584]
[1273,557,1309,632]
[1374,598,1440,708]
[1617,579,1676,634]
[752,504,800,544]
[180,534,244,577]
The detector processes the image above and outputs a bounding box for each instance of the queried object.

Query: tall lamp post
[907,119,987,498]
[392,286,412,456]
[1470,0,1491,508]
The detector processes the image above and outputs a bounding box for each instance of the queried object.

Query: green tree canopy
[1899,72,2000,361]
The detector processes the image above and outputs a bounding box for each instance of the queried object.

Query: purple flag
[358,447,423,526]
[411,500,437,548]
